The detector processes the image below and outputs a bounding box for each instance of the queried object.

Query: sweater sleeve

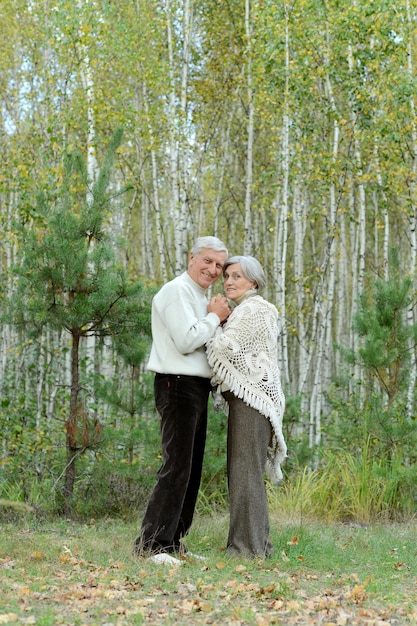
[157,285,220,355]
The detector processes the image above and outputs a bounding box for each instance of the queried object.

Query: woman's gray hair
[192,236,228,256]
[224,255,266,291]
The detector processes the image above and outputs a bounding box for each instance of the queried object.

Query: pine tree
[348,247,417,408]
[10,129,152,509]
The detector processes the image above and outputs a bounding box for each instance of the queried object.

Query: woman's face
[223,263,256,301]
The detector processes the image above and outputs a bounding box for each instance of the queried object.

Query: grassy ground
[0,511,416,625]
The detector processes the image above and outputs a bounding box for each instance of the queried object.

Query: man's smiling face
[188,248,227,289]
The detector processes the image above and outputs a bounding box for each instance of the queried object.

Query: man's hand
[208,295,231,324]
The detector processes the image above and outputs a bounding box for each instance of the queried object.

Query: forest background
[1,0,417,521]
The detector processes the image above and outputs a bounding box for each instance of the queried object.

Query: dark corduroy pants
[223,391,273,558]
[136,373,211,555]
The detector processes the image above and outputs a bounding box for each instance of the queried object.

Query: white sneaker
[147,552,184,566]
[186,552,207,561]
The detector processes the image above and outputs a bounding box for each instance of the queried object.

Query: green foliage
[198,400,228,514]
[307,247,417,522]
[9,128,149,342]
[71,457,158,519]
[342,247,417,404]
[325,384,417,461]
[0,379,230,519]
[0,399,163,520]
[278,394,314,472]
[5,128,154,507]
[2,0,417,530]
[271,442,416,524]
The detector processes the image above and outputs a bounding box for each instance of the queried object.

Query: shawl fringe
[210,358,287,483]
[207,295,287,484]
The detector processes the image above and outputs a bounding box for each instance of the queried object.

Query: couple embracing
[134,236,287,564]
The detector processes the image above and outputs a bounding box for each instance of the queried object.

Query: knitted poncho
[206,294,287,482]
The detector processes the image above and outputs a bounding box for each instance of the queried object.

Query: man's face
[188,248,227,289]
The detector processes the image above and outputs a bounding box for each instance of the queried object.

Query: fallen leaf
[268,599,284,610]
[259,583,275,594]
[394,561,407,570]
[17,587,31,596]
[287,536,299,545]
[30,550,44,560]
[351,584,367,604]
[0,615,18,624]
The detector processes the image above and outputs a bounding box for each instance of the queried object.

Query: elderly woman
[206,255,286,558]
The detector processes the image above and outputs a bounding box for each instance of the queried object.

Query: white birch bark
[335,208,348,374]
[299,26,340,451]
[177,0,193,267]
[243,0,254,254]
[0,194,17,395]
[347,15,366,292]
[141,191,153,277]
[164,0,180,273]
[77,0,98,187]
[77,0,99,397]
[373,142,389,277]
[347,183,361,395]
[0,192,18,471]
[142,80,167,281]
[347,40,367,399]
[308,115,339,451]
[164,0,193,274]
[214,107,234,236]
[273,2,290,388]
[405,0,417,416]
[292,167,308,394]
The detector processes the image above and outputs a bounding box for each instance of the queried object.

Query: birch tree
[243,0,254,254]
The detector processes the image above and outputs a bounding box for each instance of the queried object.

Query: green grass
[1,512,417,625]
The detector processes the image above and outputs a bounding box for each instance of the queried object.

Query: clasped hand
[208,294,231,324]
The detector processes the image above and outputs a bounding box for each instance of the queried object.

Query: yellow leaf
[31,550,44,560]
[18,587,31,596]
[0,615,18,624]
[281,550,290,562]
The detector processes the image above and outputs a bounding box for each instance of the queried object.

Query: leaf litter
[1,524,417,625]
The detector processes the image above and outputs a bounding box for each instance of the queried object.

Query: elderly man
[134,236,230,565]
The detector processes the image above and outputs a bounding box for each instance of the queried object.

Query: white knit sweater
[147,271,221,377]
[206,293,287,482]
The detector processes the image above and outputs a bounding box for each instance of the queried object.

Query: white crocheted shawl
[206,294,287,482]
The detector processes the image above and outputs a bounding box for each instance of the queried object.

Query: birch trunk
[274,2,290,388]
[301,28,341,451]
[243,0,254,254]
[0,192,18,471]
[77,0,99,393]
[347,40,367,398]
[308,114,339,451]
[164,0,180,273]
[405,0,417,416]
[214,108,234,236]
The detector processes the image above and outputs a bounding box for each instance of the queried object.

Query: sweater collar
[233,288,259,307]
[184,270,207,294]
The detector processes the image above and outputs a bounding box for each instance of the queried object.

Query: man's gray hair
[192,236,228,257]
[224,255,266,291]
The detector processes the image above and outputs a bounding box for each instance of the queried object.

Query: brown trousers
[223,391,273,558]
